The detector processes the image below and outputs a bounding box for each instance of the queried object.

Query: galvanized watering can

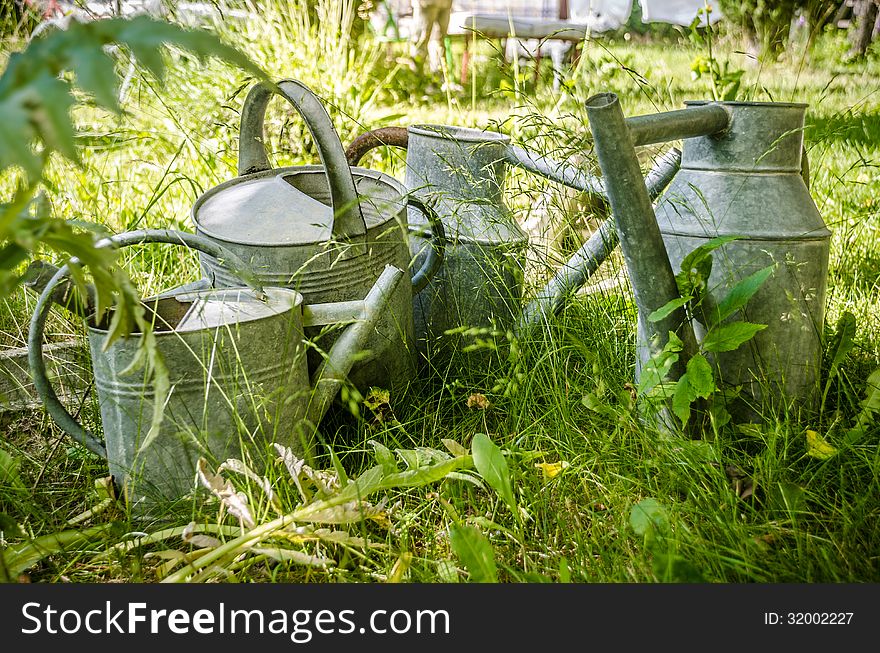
[584,94,830,420]
[28,229,404,509]
[346,124,681,360]
[191,79,444,398]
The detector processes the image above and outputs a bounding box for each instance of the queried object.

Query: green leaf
[701,322,767,353]
[378,456,472,490]
[448,524,497,583]
[675,236,740,298]
[637,332,683,394]
[0,525,113,582]
[629,498,669,538]
[845,368,880,443]
[369,440,398,475]
[27,74,79,164]
[441,438,469,457]
[653,552,705,582]
[672,376,695,426]
[711,265,774,326]
[70,46,121,113]
[395,448,420,470]
[648,297,690,323]
[0,96,40,178]
[471,433,517,516]
[805,430,837,460]
[0,447,24,490]
[685,354,716,398]
[827,311,856,375]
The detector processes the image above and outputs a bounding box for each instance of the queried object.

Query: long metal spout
[306,265,404,426]
[584,93,698,379]
[517,147,681,335]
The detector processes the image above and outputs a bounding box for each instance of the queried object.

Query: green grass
[1,6,878,583]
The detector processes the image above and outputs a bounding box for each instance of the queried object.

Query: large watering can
[584,94,830,421]
[28,229,404,510]
[191,79,444,400]
[346,124,681,363]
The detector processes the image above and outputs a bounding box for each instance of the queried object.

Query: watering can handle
[343,130,445,293]
[407,196,445,295]
[27,229,259,460]
[238,79,367,241]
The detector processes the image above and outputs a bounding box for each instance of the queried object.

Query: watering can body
[88,286,310,506]
[404,125,529,361]
[192,80,444,399]
[652,101,830,418]
[28,230,404,511]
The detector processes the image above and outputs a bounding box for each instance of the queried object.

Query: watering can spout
[306,264,405,426]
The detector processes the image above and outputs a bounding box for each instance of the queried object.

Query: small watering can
[28,229,404,510]
[191,79,444,399]
[584,94,830,421]
[346,124,681,360]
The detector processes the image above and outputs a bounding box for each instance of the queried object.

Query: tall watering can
[28,229,404,510]
[191,79,444,400]
[346,124,681,363]
[584,94,830,421]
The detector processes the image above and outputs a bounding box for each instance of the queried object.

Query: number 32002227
[764,612,853,625]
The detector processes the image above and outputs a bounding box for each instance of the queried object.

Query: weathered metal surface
[585,92,699,381]
[193,80,444,397]
[627,103,731,147]
[585,93,830,420]
[28,229,403,510]
[654,100,830,419]
[403,124,530,361]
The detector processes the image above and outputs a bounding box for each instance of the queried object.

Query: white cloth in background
[568,0,633,31]
[638,0,723,26]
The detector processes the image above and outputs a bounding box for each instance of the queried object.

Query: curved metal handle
[27,229,258,460]
[407,196,446,295]
[345,126,409,165]
[238,79,366,240]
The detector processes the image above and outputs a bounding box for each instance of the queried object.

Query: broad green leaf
[653,552,705,582]
[448,524,497,583]
[395,448,420,470]
[471,433,517,515]
[805,429,837,460]
[369,440,398,475]
[0,447,24,490]
[770,481,807,516]
[0,513,24,538]
[648,297,690,323]
[676,236,740,298]
[701,322,767,353]
[0,96,40,178]
[629,498,669,538]
[638,352,678,395]
[0,525,113,582]
[27,74,79,163]
[711,265,774,326]
[378,456,472,490]
[441,438,469,457]
[827,311,856,375]
[672,376,696,426]
[685,353,716,398]
[70,46,122,113]
[846,368,880,443]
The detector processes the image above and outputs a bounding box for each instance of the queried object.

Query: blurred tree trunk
[849,0,879,58]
